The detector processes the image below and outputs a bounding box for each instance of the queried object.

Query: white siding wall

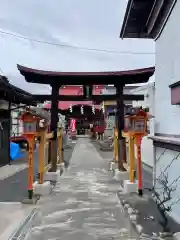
[132,85,155,115]
[132,85,155,167]
[155,146,180,223]
[155,1,180,223]
[155,1,180,135]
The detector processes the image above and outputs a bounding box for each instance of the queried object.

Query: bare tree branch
[148,171,178,232]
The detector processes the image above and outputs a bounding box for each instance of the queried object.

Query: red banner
[70,119,76,132]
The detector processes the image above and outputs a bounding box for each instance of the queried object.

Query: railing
[112,129,140,188]
[37,127,64,184]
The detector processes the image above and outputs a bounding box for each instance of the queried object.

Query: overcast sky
[0,0,155,93]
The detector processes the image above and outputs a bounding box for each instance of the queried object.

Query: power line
[0,29,155,55]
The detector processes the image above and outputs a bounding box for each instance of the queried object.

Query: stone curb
[117,192,174,240]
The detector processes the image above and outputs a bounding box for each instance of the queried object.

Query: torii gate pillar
[115,84,127,171]
[49,84,60,172]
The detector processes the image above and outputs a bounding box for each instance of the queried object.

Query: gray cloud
[0,0,155,93]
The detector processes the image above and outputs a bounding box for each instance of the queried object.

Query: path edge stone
[117,191,175,239]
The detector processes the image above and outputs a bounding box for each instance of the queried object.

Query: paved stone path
[27,139,137,240]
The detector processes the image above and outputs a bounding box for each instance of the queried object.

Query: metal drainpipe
[152,117,156,187]
[153,143,156,187]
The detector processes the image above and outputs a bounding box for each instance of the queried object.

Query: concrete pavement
[0,161,27,180]
[0,150,39,202]
[0,202,35,240]
[26,138,138,240]
[0,142,76,240]
[0,143,75,202]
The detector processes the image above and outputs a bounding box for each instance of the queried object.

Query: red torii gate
[17,64,155,173]
[43,85,104,110]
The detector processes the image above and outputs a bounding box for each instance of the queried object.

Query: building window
[169,82,180,105]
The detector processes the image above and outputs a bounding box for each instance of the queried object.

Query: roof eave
[120,0,134,39]
[0,74,38,105]
[120,0,177,40]
[121,32,154,39]
[17,64,155,85]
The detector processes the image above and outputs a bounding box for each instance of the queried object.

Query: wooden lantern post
[113,127,118,163]
[131,109,148,196]
[124,115,135,183]
[20,111,38,200]
[129,135,135,182]
[38,119,48,184]
[57,124,64,164]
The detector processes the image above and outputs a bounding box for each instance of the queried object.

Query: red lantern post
[130,109,148,196]
[20,111,38,199]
